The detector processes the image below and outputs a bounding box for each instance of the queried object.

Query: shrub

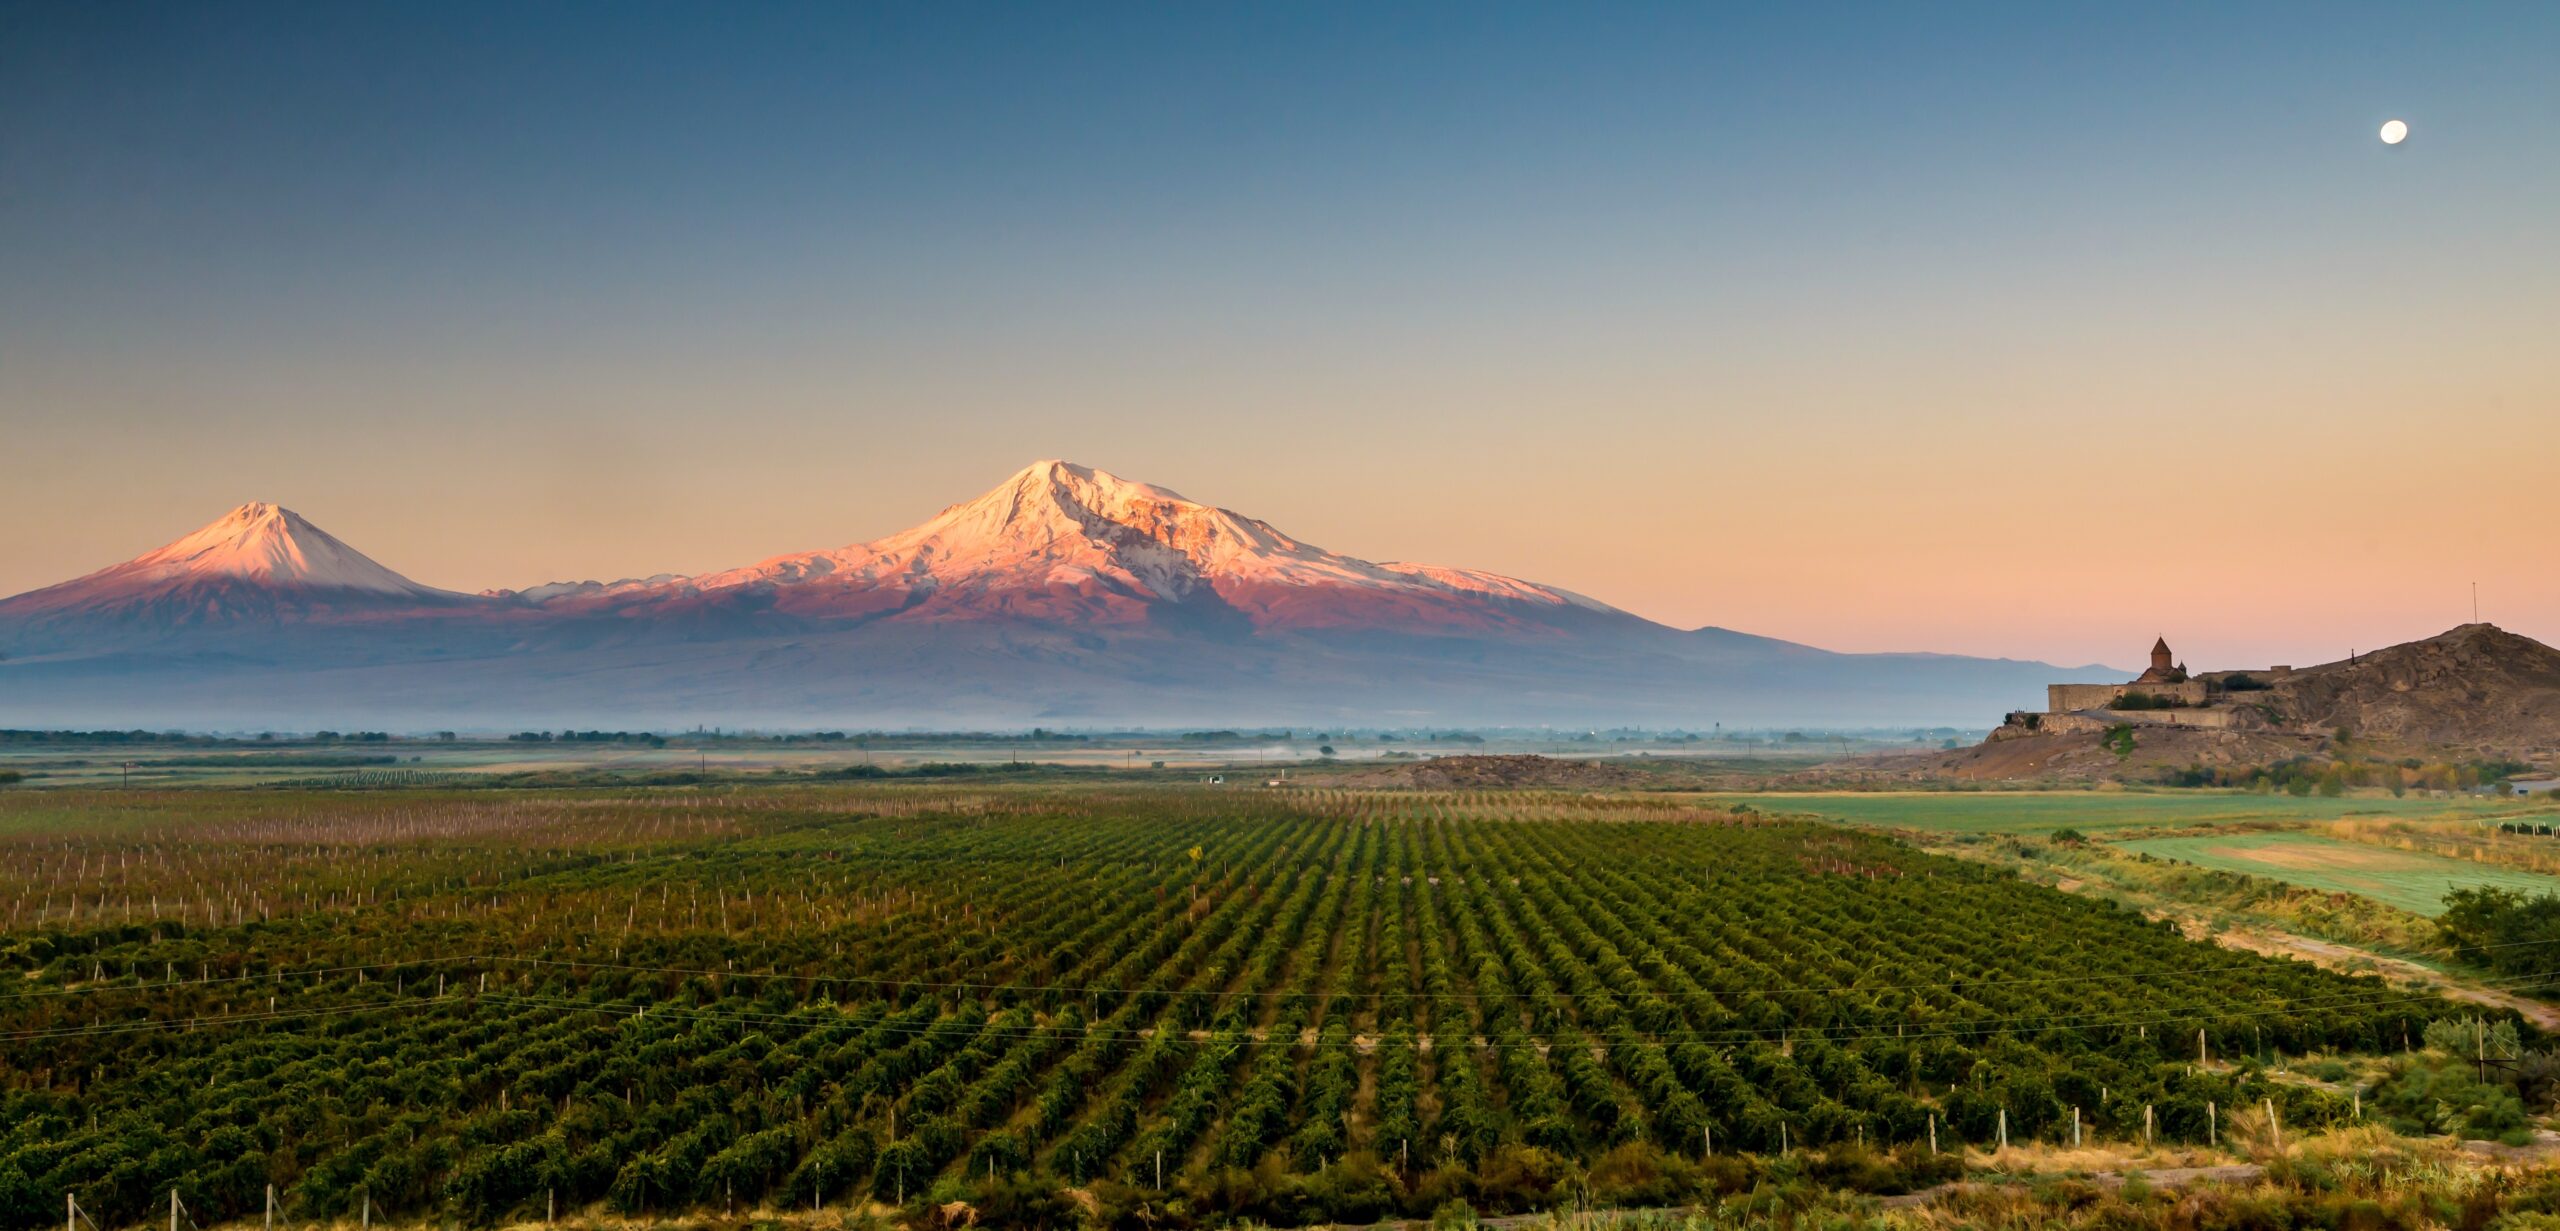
[2109,692,2185,711]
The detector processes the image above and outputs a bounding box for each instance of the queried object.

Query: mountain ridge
[491,461,1624,636]
[0,461,2118,728]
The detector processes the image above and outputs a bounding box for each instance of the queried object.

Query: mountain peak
[598,460,1624,631]
[0,502,463,633]
[127,503,434,595]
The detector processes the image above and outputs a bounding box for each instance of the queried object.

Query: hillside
[1901,624,2560,783]
[2268,624,2560,751]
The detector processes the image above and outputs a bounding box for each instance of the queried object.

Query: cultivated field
[1715,790,2541,836]
[0,784,2470,1229]
[2114,831,2560,917]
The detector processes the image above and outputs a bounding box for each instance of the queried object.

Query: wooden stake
[2265,1097,2281,1151]
[1927,1114,1936,1155]
[1998,1108,2008,1151]
[2207,1101,2217,1147]
[2144,1104,2154,1146]
[2072,1105,2081,1148]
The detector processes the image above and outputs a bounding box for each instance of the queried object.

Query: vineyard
[0,785,2500,1228]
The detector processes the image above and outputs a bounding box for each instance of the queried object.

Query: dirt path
[2006,863,2560,1033]
[1879,1163,2266,1208]
[2211,927,2560,1032]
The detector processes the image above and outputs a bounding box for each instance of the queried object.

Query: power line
[20,927,2560,1012]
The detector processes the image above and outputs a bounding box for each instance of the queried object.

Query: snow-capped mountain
[0,502,468,633]
[511,461,1622,635]
[0,465,2109,728]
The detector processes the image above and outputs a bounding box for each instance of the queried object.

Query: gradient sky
[4,2,2555,671]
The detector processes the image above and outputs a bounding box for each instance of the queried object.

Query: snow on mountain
[0,502,465,626]
[524,461,1623,632]
[0,469,2105,727]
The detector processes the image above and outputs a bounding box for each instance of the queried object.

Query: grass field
[2111,830,2560,917]
[1716,790,2550,836]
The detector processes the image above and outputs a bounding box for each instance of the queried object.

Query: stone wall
[2109,706,2240,729]
[2047,681,2212,712]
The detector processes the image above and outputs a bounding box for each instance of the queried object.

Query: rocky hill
[2262,624,2560,752]
[1883,624,2560,784]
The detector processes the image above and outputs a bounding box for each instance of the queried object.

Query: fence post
[170,1189,178,1231]
[1927,1113,1936,1155]
[266,1184,274,1231]
[2072,1105,2081,1148]
[1997,1108,2007,1151]
[2208,1101,2217,1147]
[68,1193,75,1231]
[2144,1103,2154,1146]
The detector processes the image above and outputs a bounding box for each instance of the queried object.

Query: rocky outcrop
[2263,624,2560,752]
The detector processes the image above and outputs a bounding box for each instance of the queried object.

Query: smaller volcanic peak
[119,502,441,595]
[0,502,467,636]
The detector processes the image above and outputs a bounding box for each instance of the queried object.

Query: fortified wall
[2048,680,2211,711]
[2023,637,2292,728]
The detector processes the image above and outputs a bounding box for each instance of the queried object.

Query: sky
[3,2,2554,671]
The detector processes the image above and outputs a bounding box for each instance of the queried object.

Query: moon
[2379,119,2409,145]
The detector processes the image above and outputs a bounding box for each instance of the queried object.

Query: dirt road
[2211,927,2560,1031]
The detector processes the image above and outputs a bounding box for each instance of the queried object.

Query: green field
[2111,830,2560,917]
[1717,790,2546,836]
[0,783,2455,1230]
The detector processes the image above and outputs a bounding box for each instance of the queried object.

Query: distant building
[2019,636,2298,732]
[2047,637,2210,712]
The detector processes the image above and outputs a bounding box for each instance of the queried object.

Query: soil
[1337,755,1653,790]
